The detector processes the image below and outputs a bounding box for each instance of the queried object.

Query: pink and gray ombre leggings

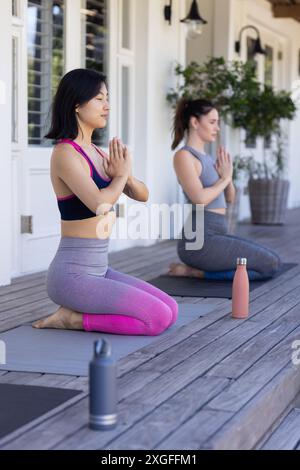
[46,236,178,335]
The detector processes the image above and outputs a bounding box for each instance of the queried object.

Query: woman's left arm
[225,180,236,203]
[121,146,149,201]
[123,176,149,202]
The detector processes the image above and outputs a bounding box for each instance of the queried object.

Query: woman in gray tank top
[169,98,282,281]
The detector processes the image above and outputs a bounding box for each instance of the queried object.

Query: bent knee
[145,308,173,336]
[168,297,179,325]
[264,254,283,278]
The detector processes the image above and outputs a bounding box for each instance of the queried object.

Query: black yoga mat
[148,263,297,299]
[0,384,81,440]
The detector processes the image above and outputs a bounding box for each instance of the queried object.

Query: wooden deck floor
[0,208,300,450]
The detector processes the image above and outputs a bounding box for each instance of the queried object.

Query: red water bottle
[231,257,249,319]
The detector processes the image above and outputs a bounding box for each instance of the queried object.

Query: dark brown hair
[45,68,107,142]
[171,98,216,150]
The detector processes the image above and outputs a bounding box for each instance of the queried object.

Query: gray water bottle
[89,339,117,431]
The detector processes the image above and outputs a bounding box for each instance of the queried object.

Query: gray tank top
[179,145,227,210]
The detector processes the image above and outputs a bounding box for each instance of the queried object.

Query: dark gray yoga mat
[148,263,297,299]
[0,303,216,376]
[0,384,81,439]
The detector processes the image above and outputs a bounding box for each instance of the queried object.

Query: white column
[213,0,238,154]
[65,0,82,71]
[0,0,13,286]
[213,0,236,59]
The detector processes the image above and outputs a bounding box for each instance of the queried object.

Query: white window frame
[116,0,135,148]
[12,0,21,19]
[12,33,20,144]
[12,0,26,151]
[119,0,134,55]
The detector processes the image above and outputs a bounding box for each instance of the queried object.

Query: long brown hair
[171,98,216,150]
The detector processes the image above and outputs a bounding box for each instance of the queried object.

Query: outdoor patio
[0,207,300,450]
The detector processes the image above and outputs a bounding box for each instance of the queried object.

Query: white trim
[118,0,134,55]
[0,0,13,285]
[108,0,118,138]
[65,0,81,71]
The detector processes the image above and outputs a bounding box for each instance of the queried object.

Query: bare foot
[168,263,204,279]
[32,307,83,330]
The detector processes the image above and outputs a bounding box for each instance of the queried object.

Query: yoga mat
[0,384,81,439]
[0,303,216,376]
[148,263,297,299]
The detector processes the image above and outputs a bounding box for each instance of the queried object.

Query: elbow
[226,194,236,204]
[195,195,210,206]
[95,201,114,215]
[143,190,149,202]
[139,188,149,202]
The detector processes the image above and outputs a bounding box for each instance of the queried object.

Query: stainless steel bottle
[89,339,117,431]
[231,257,249,319]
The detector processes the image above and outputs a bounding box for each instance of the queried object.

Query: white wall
[0,0,12,286]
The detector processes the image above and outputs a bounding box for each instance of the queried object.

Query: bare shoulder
[173,148,202,173]
[51,143,82,169]
[174,148,191,159]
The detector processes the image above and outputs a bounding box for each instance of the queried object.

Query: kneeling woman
[169,98,282,281]
[33,68,178,335]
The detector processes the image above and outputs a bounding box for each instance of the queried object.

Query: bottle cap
[94,339,112,358]
[237,257,247,265]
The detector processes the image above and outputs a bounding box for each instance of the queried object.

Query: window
[264,45,273,87]
[247,37,258,75]
[81,0,108,146]
[27,0,65,146]
[121,65,130,144]
[264,45,273,149]
[122,0,130,50]
[245,36,258,149]
[118,0,134,147]
[12,36,19,143]
[12,0,19,17]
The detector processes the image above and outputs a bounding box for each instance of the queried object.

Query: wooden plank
[207,299,300,379]
[261,409,300,450]
[0,290,50,312]
[206,326,300,412]
[99,376,230,451]
[1,376,230,451]
[155,410,231,450]
[10,271,46,285]
[202,364,300,450]
[135,280,300,375]
[0,300,57,333]
[0,279,46,299]
[0,372,42,384]
[118,265,300,376]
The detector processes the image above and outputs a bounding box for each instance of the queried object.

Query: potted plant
[167,57,296,225]
[245,129,290,224]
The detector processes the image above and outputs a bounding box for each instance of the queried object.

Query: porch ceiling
[267,0,300,22]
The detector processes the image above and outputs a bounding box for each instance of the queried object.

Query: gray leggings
[46,236,178,335]
[177,210,283,280]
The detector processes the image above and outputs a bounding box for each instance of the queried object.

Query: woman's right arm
[53,145,128,216]
[173,150,231,206]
